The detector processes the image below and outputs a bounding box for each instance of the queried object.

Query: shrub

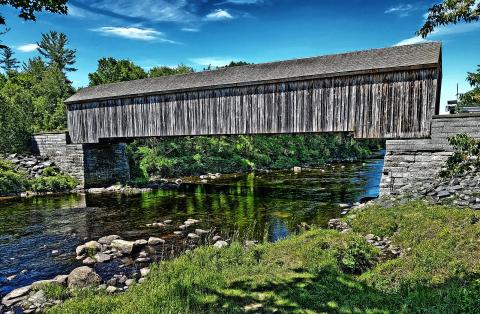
[442,134,480,176]
[0,159,28,195]
[30,167,78,192]
[333,234,379,274]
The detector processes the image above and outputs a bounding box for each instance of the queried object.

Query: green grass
[48,201,480,313]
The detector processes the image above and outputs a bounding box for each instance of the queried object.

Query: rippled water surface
[0,158,384,297]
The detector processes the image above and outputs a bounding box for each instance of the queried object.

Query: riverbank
[41,200,480,313]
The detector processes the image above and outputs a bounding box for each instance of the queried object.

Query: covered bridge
[65,42,442,144]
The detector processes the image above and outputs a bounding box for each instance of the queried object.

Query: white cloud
[190,57,237,67]
[385,4,418,17]
[91,26,174,42]
[204,9,233,21]
[181,27,200,32]
[16,43,39,52]
[394,22,480,46]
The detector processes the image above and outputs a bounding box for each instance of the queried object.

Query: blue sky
[2,0,480,113]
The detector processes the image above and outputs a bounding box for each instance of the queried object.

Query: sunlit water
[0,157,383,297]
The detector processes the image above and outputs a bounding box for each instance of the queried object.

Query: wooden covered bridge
[65,42,442,144]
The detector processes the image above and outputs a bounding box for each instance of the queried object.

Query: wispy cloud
[394,22,480,46]
[91,26,174,42]
[181,27,200,32]
[204,9,233,21]
[190,57,237,67]
[385,4,417,17]
[16,43,39,52]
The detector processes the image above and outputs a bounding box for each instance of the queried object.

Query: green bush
[30,167,78,192]
[333,234,379,274]
[0,159,28,195]
[442,134,480,176]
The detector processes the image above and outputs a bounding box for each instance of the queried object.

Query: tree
[222,61,251,68]
[37,31,76,73]
[0,0,67,26]
[0,0,68,49]
[148,64,194,78]
[418,0,480,37]
[0,46,19,72]
[457,65,480,110]
[88,58,147,86]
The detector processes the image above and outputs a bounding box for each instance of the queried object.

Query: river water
[0,157,384,297]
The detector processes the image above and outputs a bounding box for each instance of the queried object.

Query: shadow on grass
[203,266,480,313]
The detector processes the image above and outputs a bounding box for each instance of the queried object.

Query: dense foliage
[0,0,67,28]
[0,159,27,195]
[442,133,480,176]
[457,65,480,110]
[49,201,480,313]
[0,33,75,153]
[127,134,382,179]
[0,159,78,195]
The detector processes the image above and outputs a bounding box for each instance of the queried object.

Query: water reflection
[0,158,383,296]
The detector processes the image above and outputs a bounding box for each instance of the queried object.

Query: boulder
[84,241,102,253]
[188,233,200,240]
[67,266,102,289]
[98,235,121,245]
[2,285,31,307]
[53,275,68,285]
[148,237,165,246]
[212,235,222,242]
[111,239,135,255]
[106,286,117,293]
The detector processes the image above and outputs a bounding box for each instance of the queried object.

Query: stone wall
[32,132,130,188]
[380,114,480,196]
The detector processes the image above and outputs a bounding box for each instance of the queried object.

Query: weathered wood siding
[67,68,440,143]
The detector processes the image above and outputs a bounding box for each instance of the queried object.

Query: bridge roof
[65,42,441,104]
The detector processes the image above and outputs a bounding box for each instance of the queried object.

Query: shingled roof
[65,42,441,104]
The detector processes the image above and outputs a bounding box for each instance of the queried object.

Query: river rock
[173,231,183,235]
[53,275,68,285]
[212,235,222,242]
[106,286,118,293]
[75,244,86,256]
[94,252,112,263]
[27,290,46,307]
[148,237,165,245]
[140,268,150,277]
[31,279,55,290]
[111,239,135,255]
[83,257,96,265]
[125,279,136,286]
[195,229,209,236]
[134,239,148,247]
[67,266,102,289]
[188,233,200,240]
[2,285,31,307]
[213,241,229,248]
[84,241,102,252]
[98,235,121,245]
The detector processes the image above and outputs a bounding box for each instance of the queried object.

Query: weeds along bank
[40,201,480,314]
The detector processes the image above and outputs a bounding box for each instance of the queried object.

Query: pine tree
[0,46,19,72]
[37,31,76,73]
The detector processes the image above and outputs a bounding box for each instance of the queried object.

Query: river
[0,157,383,298]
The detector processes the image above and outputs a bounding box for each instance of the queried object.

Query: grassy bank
[49,201,480,313]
